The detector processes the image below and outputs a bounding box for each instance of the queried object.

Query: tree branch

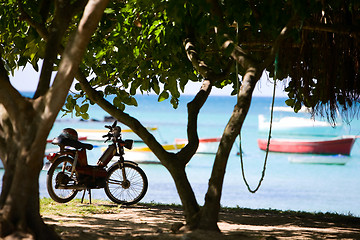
[75,71,179,167]
[302,23,360,35]
[177,80,212,163]
[43,0,110,123]
[183,38,231,82]
[0,58,25,121]
[18,0,49,40]
[35,0,77,98]
[183,38,214,81]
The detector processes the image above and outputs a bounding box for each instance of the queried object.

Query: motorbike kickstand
[81,189,92,204]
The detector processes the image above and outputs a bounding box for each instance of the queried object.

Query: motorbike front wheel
[46,156,79,203]
[105,162,148,205]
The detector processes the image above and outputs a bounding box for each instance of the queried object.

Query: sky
[9,64,288,97]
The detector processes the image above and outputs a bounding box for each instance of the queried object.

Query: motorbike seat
[52,137,93,150]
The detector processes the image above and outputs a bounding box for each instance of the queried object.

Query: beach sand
[43,203,360,239]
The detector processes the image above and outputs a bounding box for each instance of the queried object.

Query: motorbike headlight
[124,139,134,150]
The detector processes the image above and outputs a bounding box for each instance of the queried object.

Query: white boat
[76,127,158,141]
[288,155,350,165]
[175,137,220,154]
[258,107,343,136]
[108,137,221,164]
[112,143,185,164]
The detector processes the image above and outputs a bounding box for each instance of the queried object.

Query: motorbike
[46,121,148,205]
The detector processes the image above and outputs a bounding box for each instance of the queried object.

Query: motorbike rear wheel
[46,156,79,203]
[105,162,148,205]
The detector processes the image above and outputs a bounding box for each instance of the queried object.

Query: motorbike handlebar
[102,133,111,143]
[103,121,120,143]
[104,120,118,130]
[102,133,111,138]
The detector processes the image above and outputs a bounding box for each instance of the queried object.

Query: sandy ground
[43,203,360,240]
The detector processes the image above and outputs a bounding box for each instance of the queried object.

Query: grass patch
[141,201,183,209]
[40,197,360,224]
[40,198,120,216]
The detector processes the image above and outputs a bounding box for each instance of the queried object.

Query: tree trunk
[0,157,60,240]
[0,119,60,239]
[165,159,201,229]
[199,68,261,230]
[0,1,109,238]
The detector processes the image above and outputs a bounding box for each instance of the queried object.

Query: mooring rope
[237,52,278,193]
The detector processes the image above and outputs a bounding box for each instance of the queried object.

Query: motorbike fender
[42,154,74,171]
[124,160,139,167]
[108,160,138,171]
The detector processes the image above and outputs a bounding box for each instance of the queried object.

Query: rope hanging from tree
[237,52,278,193]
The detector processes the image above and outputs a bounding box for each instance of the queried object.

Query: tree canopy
[2,1,359,115]
[61,0,360,122]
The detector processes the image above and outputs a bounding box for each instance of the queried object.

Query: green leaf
[158,91,169,102]
[75,105,81,113]
[80,104,89,113]
[294,101,302,113]
[118,103,125,111]
[129,97,138,106]
[104,8,115,14]
[285,99,295,107]
[152,81,160,94]
[170,97,179,109]
[75,83,82,91]
[113,96,122,107]
[82,113,90,120]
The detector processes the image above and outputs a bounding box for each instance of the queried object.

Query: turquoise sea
[3,93,360,216]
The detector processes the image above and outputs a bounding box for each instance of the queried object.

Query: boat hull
[175,137,220,154]
[112,143,185,164]
[76,127,157,141]
[257,137,356,155]
[288,155,349,165]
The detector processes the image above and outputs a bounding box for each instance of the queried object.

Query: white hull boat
[76,127,158,141]
[175,137,220,154]
[258,115,343,136]
[107,137,220,164]
[288,155,350,165]
[111,143,185,164]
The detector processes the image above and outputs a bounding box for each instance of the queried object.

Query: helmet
[52,128,78,145]
[60,128,78,141]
